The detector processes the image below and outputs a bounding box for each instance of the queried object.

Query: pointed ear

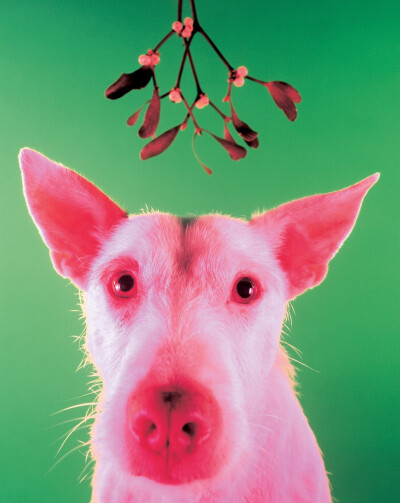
[250,174,379,300]
[19,148,128,290]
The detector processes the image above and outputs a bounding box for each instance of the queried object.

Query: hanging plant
[105,0,301,174]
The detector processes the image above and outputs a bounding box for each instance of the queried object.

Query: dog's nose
[129,388,211,456]
[125,380,222,484]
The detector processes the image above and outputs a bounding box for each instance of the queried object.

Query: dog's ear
[19,148,127,290]
[250,174,379,300]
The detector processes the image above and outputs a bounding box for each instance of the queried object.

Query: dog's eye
[112,272,136,298]
[232,277,258,304]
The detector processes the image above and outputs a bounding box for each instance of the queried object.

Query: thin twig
[180,93,201,133]
[198,28,233,71]
[154,30,175,52]
[175,36,194,87]
[178,0,183,22]
[209,100,229,120]
[223,79,233,102]
[151,69,158,90]
[245,75,265,85]
[180,112,190,129]
[187,47,202,94]
[190,0,199,23]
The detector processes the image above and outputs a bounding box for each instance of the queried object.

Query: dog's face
[85,213,286,485]
[19,148,378,501]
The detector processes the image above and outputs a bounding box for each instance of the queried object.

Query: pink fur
[19,148,378,503]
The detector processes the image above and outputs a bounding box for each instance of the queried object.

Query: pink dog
[19,148,378,503]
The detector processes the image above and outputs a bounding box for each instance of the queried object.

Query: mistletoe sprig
[105,0,301,174]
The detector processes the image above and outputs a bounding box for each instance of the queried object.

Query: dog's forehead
[97,212,273,280]
[108,212,256,251]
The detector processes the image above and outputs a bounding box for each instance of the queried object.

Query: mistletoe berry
[172,21,183,33]
[169,88,182,103]
[236,66,248,78]
[195,94,209,109]
[138,54,151,66]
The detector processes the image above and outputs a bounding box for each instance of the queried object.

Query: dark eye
[112,272,136,298]
[232,277,258,304]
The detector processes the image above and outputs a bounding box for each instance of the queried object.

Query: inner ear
[20,148,128,289]
[277,222,329,296]
[250,173,379,300]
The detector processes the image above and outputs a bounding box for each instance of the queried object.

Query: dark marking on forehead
[178,217,197,273]
[180,216,197,231]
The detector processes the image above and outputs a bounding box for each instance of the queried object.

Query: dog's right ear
[19,148,127,290]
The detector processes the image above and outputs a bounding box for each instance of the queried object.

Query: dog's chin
[129,468,200,486]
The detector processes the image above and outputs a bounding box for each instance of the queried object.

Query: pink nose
[130,390,211,454]
[125,381,222,484]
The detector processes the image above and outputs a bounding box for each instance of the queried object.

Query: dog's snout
[125,381,223,484]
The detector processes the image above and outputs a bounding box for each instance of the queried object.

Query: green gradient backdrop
[1,1,399,502]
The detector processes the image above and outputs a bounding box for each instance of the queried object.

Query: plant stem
[175,36,193,87]
[154,30,175,52]
[181,113,190,129]
[192,132,213,175]
[180,92,201,133]
[151,69,158,90]
[187,47,202,94]
[209,100,229,120]
[198,28,233,71]
[178,0,183,22]
[223,80,233,102]
[190,0,199,23]
[245,75,265,85]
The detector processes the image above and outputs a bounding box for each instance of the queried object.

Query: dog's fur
[19,148,378,502]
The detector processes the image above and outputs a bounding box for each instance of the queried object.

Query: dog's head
[20,148,377,499]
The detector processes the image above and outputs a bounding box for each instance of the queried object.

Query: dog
[19,148,378,502]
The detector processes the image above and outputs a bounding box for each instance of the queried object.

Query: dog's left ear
[250,174,379,300]
[19,148,128,290]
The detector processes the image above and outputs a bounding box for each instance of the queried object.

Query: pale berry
[169,88,182,103]
[236,66,248,77]
[182,27,193,38]
[196,94,209,109]
[150,52,160,65]
[138,54,151,66]
[184,17,193,27]
[233,77,245,87]
[172,21,183,33]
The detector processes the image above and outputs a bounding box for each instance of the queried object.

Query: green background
[1,0,399,501]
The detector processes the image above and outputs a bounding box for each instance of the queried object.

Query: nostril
[177,419,211,449]
[130,414,158,442]
[182,422,197,438]
[129,413,169,454]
